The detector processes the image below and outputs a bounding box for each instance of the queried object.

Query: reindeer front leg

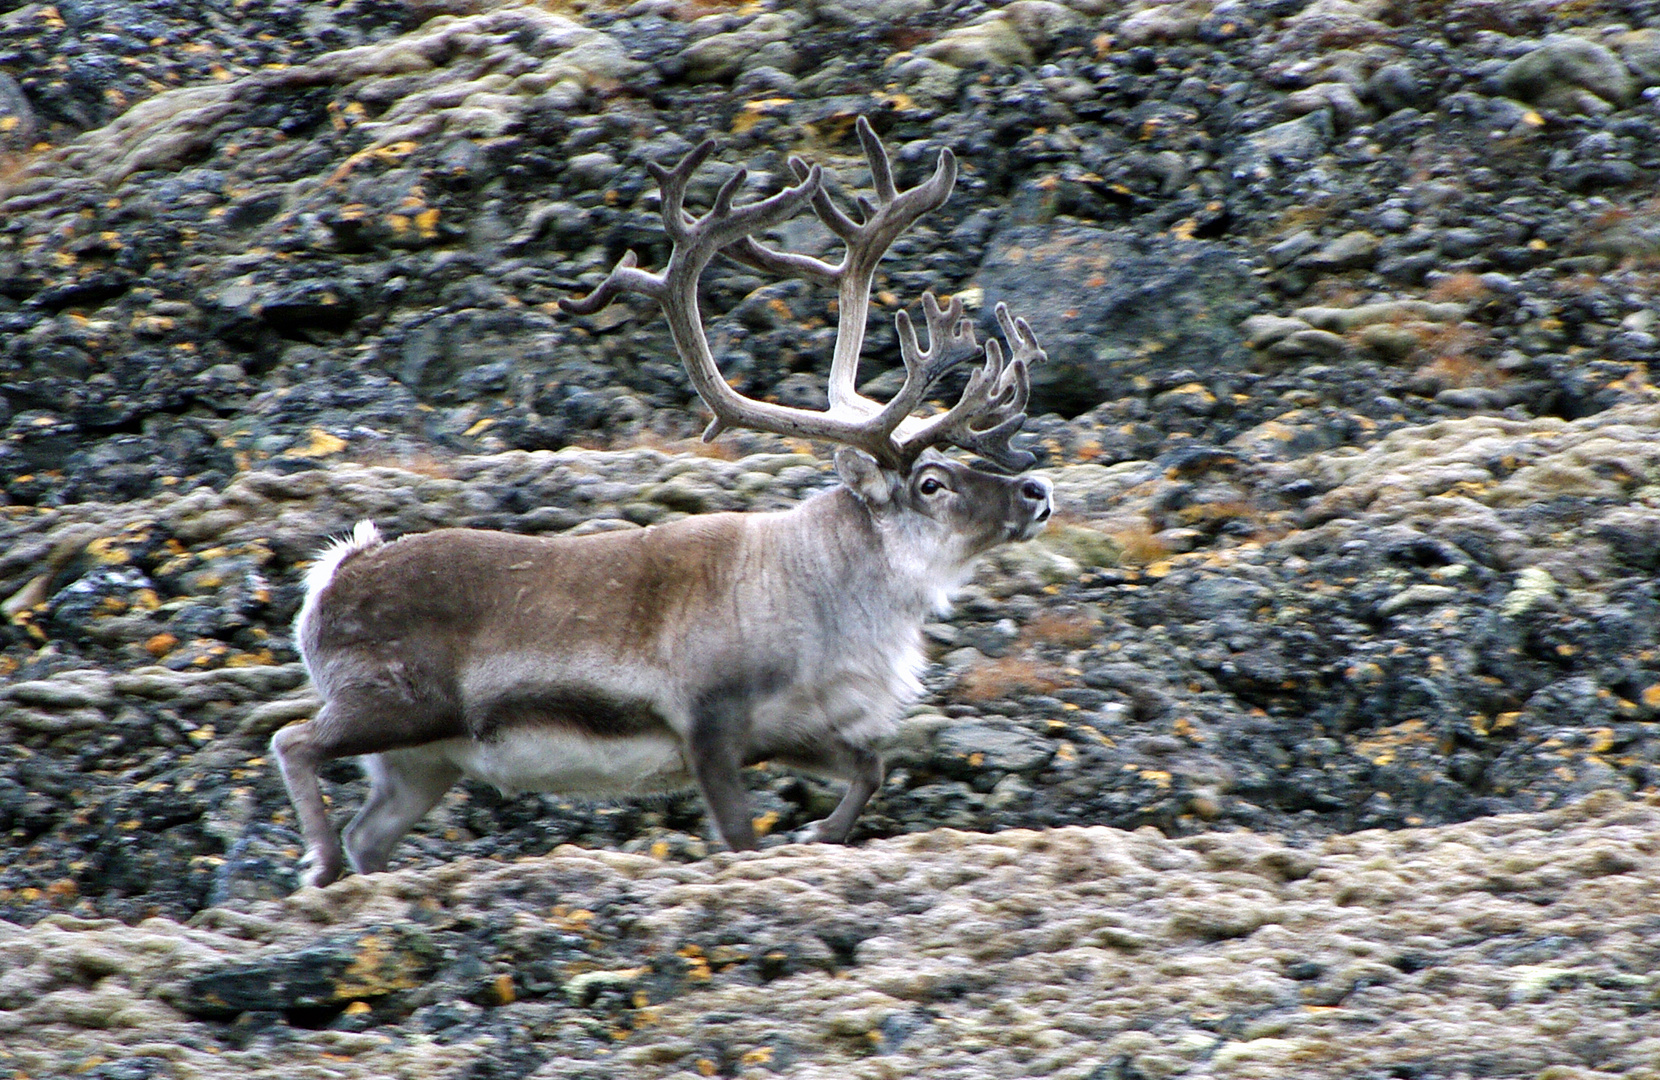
[687,698,760,851]
[798,743,883,844]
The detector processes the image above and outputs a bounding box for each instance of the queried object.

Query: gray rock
[1377,583,1460,617]
[564,151,621,189]
[1299,230,1379,272]
[1234,113,1332,179]
[1615,28,1660,86]
[1266,230,1322,267]
[1498,34,1637,111]
[806,0,937,26]
[1366,61,1425,113]
[1285,81,1369,130]
[1266,327,1348,360]
[921,15,1035,69]
[888,55,962,108]
[1118,0,1211,46]
[1292,300,1466,333]
[934,719,1055,775]
[178,926,442,1017]
[1239,314,1312,348]
[973,225,1266,415]
[0,71,37,150]
[679,15,800,84]
[4,672,116,709]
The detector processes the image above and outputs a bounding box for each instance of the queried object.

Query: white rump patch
[304,519,382,597]
[294,520,384,647]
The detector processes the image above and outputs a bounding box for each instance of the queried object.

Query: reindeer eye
[918,477,945,495]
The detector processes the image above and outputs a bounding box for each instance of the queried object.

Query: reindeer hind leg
[344,749,462,876]
[272,689,458,888]
[271,709,351,888]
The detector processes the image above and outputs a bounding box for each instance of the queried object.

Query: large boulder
[973,225,1266,416]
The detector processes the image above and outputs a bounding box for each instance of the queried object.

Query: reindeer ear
[834,447,894,506]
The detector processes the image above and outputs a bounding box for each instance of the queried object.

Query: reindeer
[272,118,1055,887]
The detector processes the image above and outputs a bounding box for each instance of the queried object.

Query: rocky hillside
[2,0,1659,1076]
[4,794,1658,1080]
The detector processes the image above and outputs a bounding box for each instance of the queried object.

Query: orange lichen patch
[1424,271,1491,304]
[1104,519,1172,566]
[578,431,751,460]
[1409,323,1503,390]
[491,973,516,1005]
[352,449,457,478]
[1174,498,1256,529]
[326,139,419,184]
[1023,610,1101,649]
[731,97,795,135]
[1416,350,1502,391]
[0,143,55,196]
[285,429,348,458]
[144,632,179,657]
[958,655,1071,702]
[1352,718,1437,766]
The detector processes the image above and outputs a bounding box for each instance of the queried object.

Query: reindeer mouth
[1011,484,1053,541]
[1010,511,1050,542]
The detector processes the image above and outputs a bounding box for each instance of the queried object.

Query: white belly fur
[433,728,692,797]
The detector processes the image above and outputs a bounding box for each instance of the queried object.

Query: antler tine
[849,118,957,257]
[682,162,826,262]
[560,153,823,320]
[867,292,979,432]
[720,156,843,283]
[566,133,917,462]
[856,111,900,205]
[931,357,1036,471]
[560,141,735,317]
[723,234,840,283]
[558,250,666,315]
[722,129,952,285]
[806,118,956,248]
[995,300,1048,371]
[713,122,959,421]
[785,149,862,242]
[646,139,716,245]
[894,302,1041,471]
[739,124,955,270]
[826,118,958,411]
[647,141,824,254]
[561,118,1043,473]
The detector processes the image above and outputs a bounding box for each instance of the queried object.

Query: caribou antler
[560,116,1041,471]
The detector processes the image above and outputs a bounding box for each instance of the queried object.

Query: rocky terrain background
[2,0,1659,1076]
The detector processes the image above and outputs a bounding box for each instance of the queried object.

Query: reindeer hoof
[792,821,847,845]
[299,850,345,889]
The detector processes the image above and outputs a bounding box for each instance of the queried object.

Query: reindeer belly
[434,728,693,797]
